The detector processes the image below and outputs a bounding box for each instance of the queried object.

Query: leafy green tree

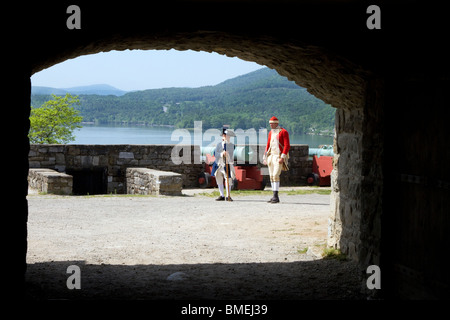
[29,94,83,144]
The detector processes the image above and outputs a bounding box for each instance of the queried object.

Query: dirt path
[24,188,364,300]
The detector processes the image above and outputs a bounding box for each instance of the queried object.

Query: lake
[69,124,334,147]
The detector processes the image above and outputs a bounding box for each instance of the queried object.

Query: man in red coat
[263,116,290,203]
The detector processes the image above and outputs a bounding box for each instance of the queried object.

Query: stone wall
[328,78,384,286]
[126,168,182,196]
[328,107,364,259]
[28,168,73,195]
[29,144,203,194]
[280,144,311,186]
[28,144,311,194]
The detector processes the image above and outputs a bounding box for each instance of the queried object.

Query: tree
[29,94,83,144]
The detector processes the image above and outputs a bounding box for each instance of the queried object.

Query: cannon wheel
[259,176,270,190]
[198,172,211,188]
[307,173,318,186]
[231,178,238,190]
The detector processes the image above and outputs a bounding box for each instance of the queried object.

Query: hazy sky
[31,49,264,91]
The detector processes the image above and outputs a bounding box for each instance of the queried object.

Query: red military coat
[265,127,291,157]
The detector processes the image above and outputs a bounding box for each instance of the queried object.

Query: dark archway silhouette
[7,1,450,299]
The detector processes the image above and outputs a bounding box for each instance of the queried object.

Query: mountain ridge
[32,84,127,96]
[31,68,335,135]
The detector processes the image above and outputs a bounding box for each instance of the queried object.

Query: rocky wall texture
[328,106,364,259]
[126,168,183,196]
[28,168,73,195]
[29,144,203,193]
[280,144,312,186]
[29,144,312,194]
[328,78,384,298]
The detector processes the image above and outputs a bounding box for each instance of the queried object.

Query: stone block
[66,146,81,156]
[55,153,65,164]
[119,152,134,159]
[28,168,73,195]
[126,167,182,196]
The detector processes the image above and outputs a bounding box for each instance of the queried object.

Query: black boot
[271,191,280,203]
[267,191,276,203]
[268,191,280,203]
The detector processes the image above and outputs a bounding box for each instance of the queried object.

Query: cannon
[198,146,267,190]
[307,145,334,186]
[308,145,334,157]
[200,145,258,164]
[307,155,333,186]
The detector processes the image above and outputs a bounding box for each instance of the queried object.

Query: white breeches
[267,154,282,183]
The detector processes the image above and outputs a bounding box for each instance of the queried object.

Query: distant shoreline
[79,122,334,137]
[81,121,175,128]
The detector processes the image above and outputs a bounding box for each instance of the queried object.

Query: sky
[31,49,264,91]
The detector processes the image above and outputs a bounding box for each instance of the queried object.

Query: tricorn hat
[222,126,235,136]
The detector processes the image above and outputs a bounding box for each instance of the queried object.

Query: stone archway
[9,1,396,298]
[29,31,382,266]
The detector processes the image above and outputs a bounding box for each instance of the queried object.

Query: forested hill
[31,68,335,135]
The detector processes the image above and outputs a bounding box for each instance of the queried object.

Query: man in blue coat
[212,127,235,201]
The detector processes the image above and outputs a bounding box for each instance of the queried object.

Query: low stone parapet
[126,168,183,196]
[28,168,73,195]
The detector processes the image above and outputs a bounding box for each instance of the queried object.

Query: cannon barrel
[201,145,257,163]
[308,145,334,157]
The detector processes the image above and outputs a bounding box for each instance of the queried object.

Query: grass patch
[284,189,331,195]
[271,228,295,232]
[75,193,160,199]
[197,188,331,197]
[198,190,221,197]
[322,247,347,261]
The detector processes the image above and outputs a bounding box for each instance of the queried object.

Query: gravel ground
[24,188,365,300]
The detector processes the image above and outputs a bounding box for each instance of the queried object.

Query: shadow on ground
[25,258,366,300]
